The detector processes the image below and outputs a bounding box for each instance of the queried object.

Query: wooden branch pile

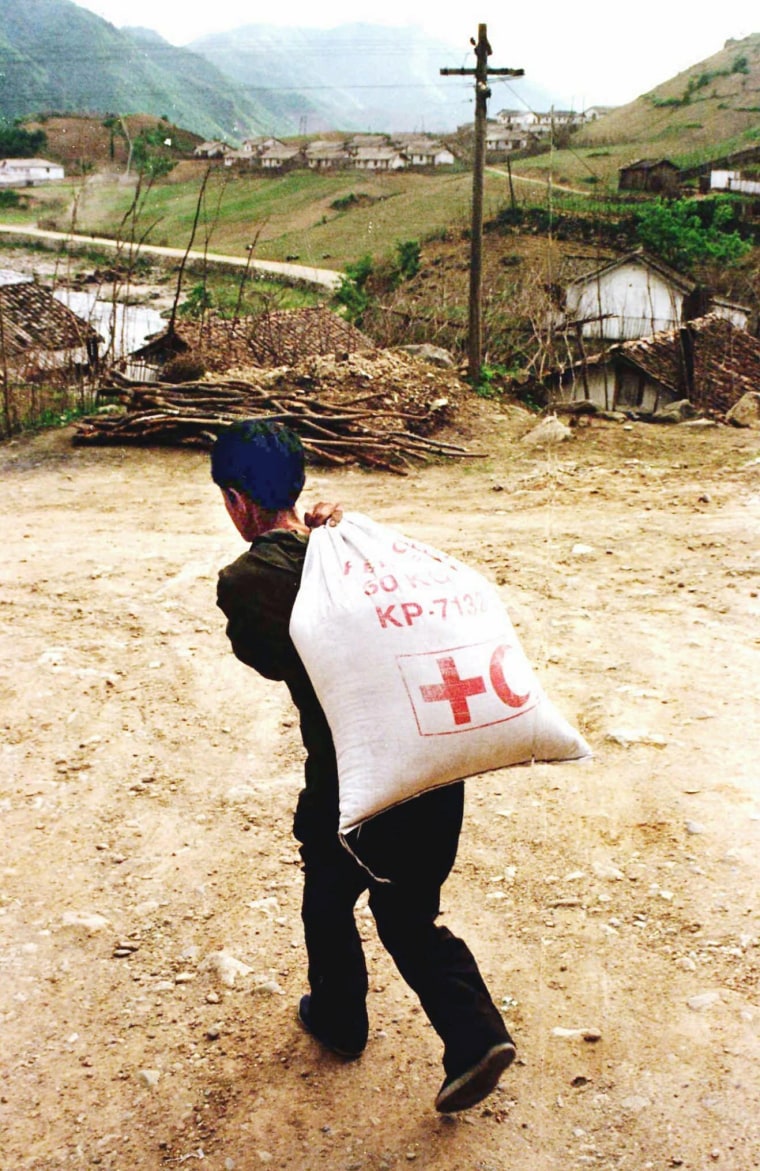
[74,353,481,474]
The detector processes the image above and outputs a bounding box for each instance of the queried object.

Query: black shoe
[435,1041,516,1113]
[297,995,366,1060]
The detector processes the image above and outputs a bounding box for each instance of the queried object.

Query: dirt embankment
[1,407,759,1170]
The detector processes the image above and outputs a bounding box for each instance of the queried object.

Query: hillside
[187,23,554,136]
[0,0,266,141]
[19,113,202,169]
[576,33,760,168]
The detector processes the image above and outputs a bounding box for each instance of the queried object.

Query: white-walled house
[710,169,760,196]
[240,137,284,155]
[401,142,455,167]
[0,158,64,186]
[352,147,406,171]
[582,106,615,121]
[486,126,530,153]
[565,251,698,341]
[565,251,752,342]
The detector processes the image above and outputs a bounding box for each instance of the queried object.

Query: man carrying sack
[211,418,515,1114]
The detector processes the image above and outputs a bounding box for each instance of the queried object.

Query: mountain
[577,33,760,163]
[0,0,267,141]
[187,23,554,135]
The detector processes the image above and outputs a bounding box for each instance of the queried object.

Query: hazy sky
[76,0,759,108]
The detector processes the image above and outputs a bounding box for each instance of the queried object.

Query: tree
[0,121,47,158]
[394,239,421,282]
[132,127,175,180]
[635,197,750,271]
[333,254,374,325]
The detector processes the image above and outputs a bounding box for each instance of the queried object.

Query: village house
[259,144,303,171]
[486,125,530,154]
[305,141,352,170]
[0,158,64,187]
[546,315,760,416]
[224,138,290,169]
[222,149,252,168]
[239,137,285,155]
[0,277,102,375]
[709,169,760,197]
[495,109,583,135]
[496,110,541,132]
[352,146,406,171]
[406,142,455,166]
[548,110,582,128]
[618,158,680,194]
[192,141,228,160]
[495,109,522,125]
[226,143,303,172]
[346,135,388,150]
[222,133,456,174]
[390,135,455,166]
[581,106,615,121]
[563,250,751,342]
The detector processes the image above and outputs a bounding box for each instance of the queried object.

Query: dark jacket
[216,529,339,841]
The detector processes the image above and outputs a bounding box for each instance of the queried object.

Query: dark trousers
[296,782,511,1077]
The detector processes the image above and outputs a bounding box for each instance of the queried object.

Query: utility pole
[441,25,523,384]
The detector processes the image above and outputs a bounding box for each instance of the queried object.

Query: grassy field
[5,167,519,270]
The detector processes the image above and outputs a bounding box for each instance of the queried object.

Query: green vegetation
[178,282,214,319]
[18,169,476,268]
[393,239,421,282]
[131,127,176,179]
[21,401,93,432]
[178,272,319,318]
[0,0,263,141]
[333,254,374,324]
[635,196,751,270]
[0,120,47,157]
[649,50,756,109]
[474,363,511,399]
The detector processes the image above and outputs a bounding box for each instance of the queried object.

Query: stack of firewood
[74,353,480,474]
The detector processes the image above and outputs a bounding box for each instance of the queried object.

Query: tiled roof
[617,314,760,413]
[134,307,374,371]
[566,249,696,295]
[619,158,679,171]
[0,282,101,356]
[553,315,760,414]
[245,307,374,366]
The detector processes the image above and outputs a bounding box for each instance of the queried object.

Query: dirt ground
[1,404,759,1171]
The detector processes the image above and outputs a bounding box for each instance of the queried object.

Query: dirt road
[0,223,343,290]
[1,407,759,1170]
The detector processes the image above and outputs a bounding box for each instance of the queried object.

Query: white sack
[290,513,590,835]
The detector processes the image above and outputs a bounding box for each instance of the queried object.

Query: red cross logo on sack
[397,639,535,736]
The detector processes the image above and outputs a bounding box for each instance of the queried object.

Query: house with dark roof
[128,307,373,380]
[618,158,680,194]
[0,280,102,375]
[192,141,228,159]
[547,315,760,416]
